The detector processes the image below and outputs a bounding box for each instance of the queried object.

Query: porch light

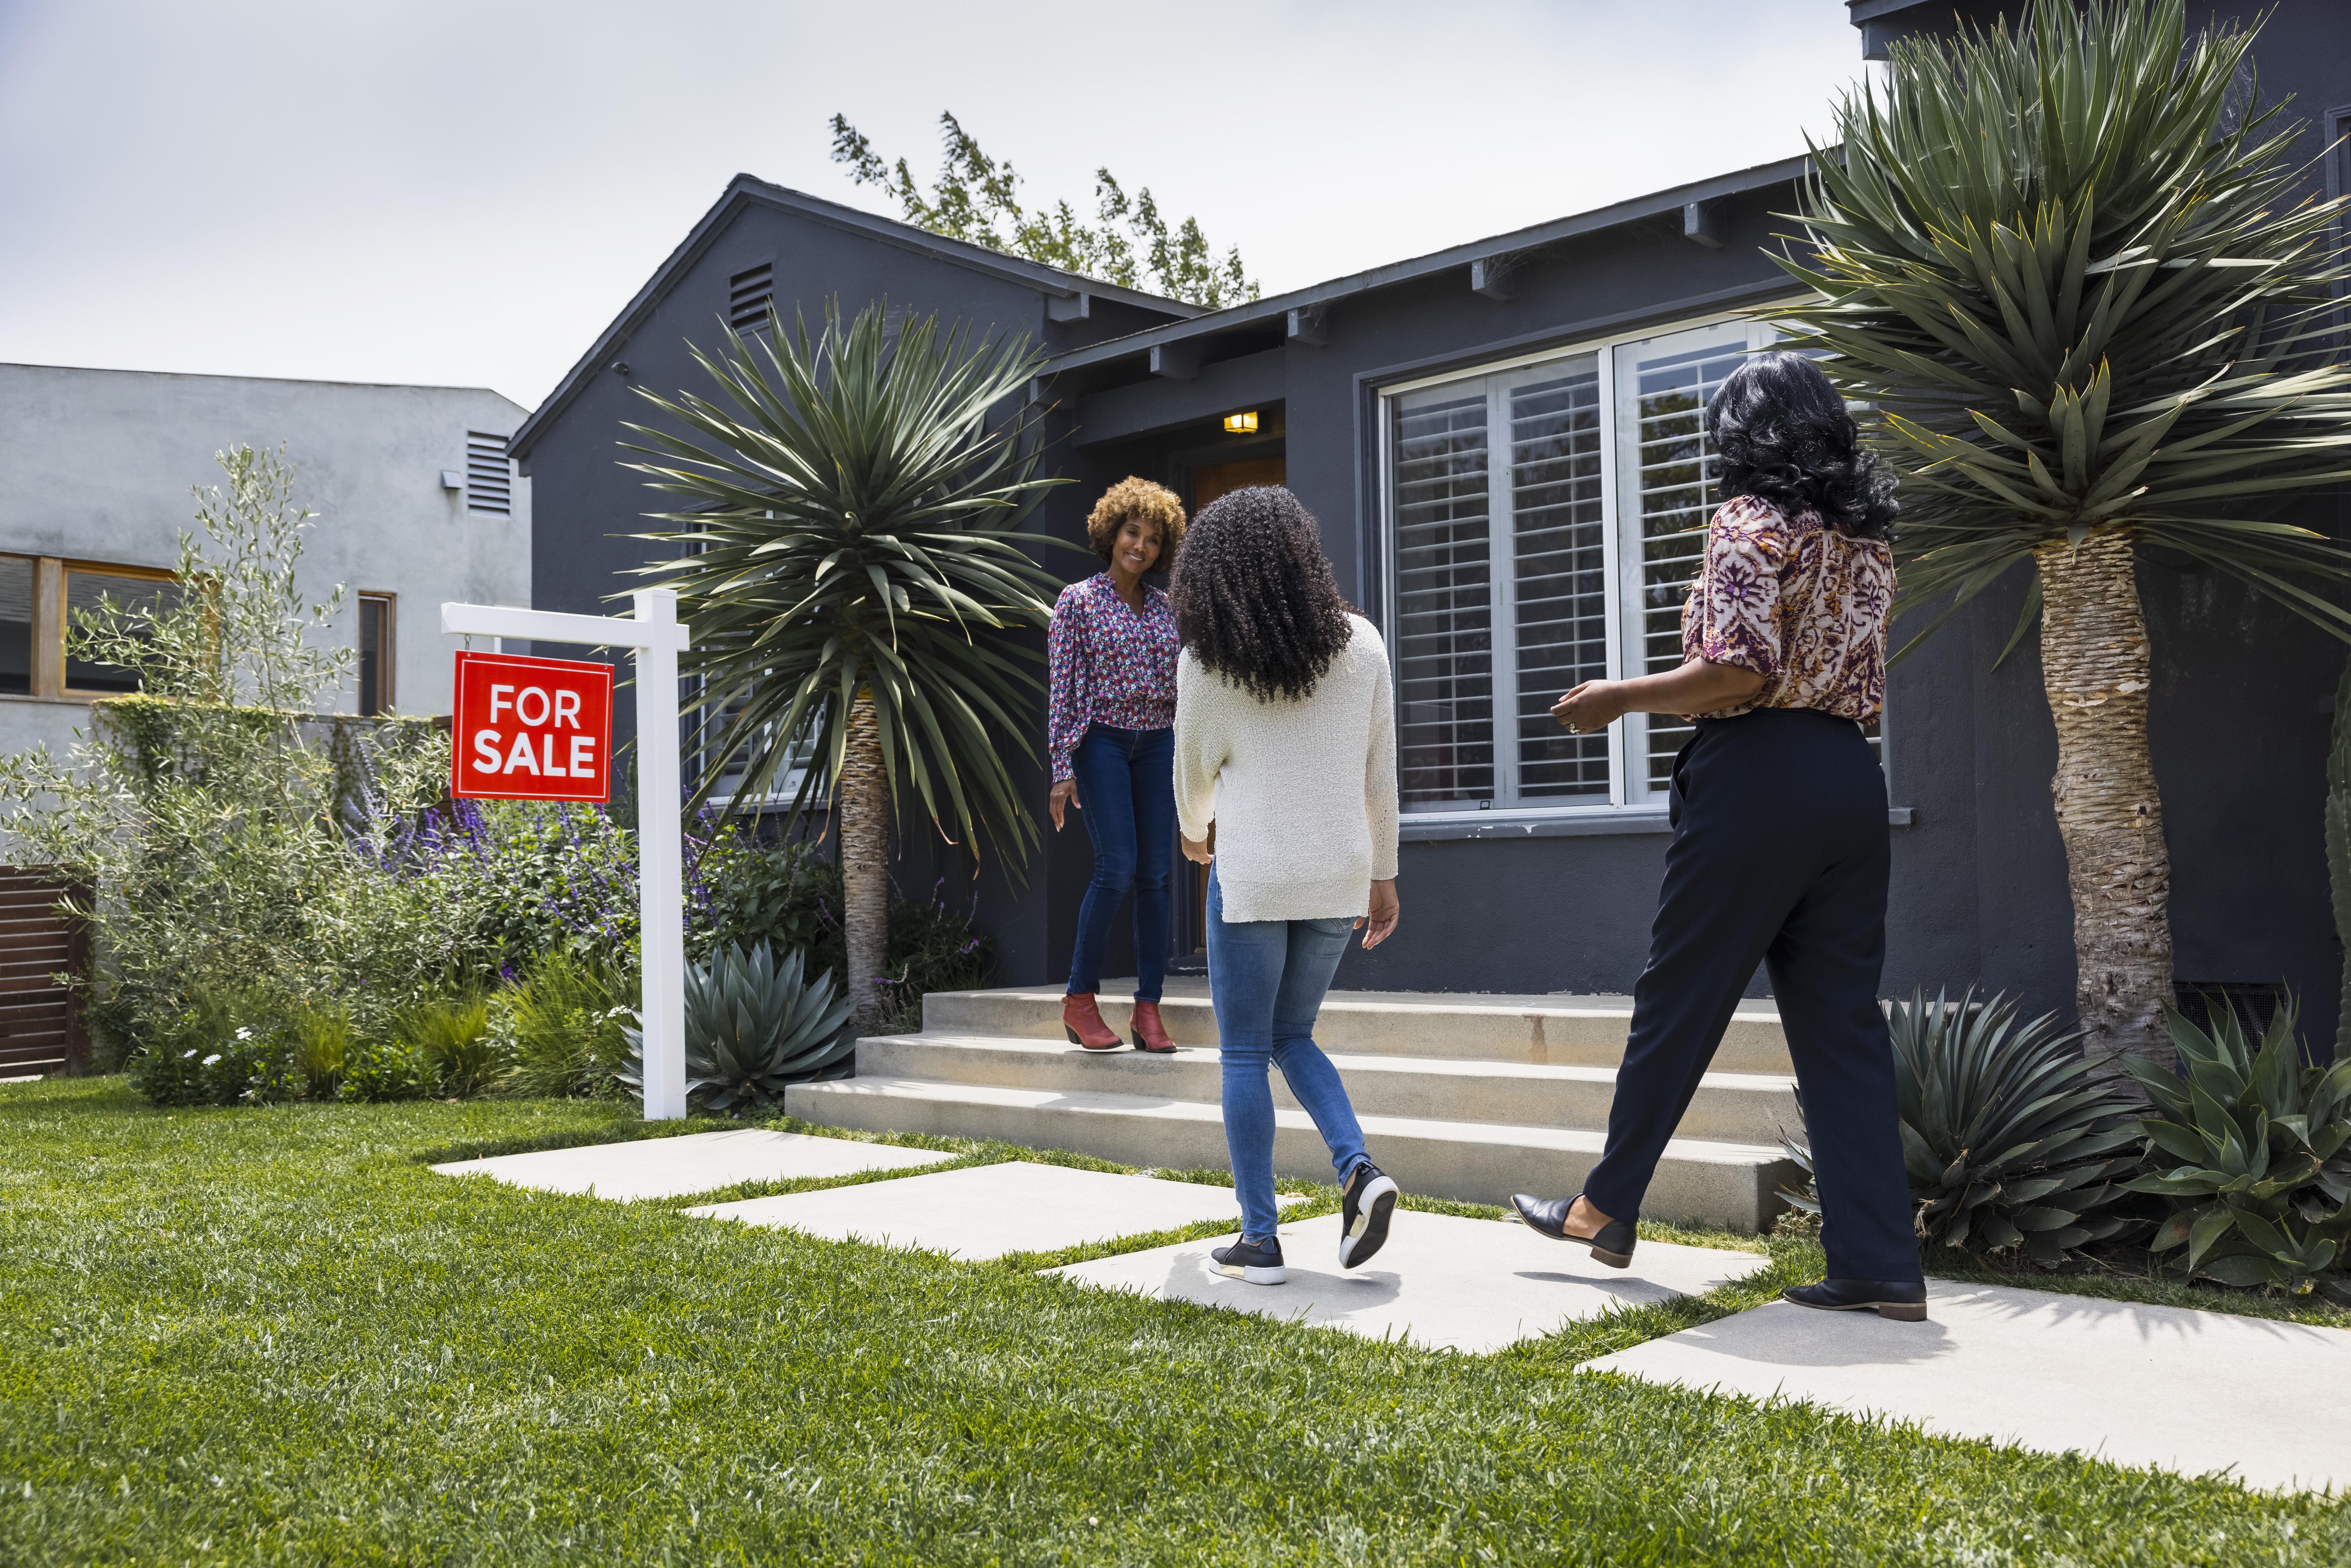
[1223,411,1259,435]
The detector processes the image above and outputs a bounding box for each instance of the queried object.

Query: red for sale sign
[450,650,614,802]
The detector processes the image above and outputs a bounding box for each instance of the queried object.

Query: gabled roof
[1040,152,1813,382]
[509,174,1201,461]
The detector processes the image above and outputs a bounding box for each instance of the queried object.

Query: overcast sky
[0,1,1875,413]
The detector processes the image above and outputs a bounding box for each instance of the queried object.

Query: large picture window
[1383,313,1822,817]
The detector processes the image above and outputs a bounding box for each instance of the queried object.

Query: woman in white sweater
[1171,486,1403,1285]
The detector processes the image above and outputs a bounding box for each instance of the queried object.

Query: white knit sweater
[1173,614,1401,923]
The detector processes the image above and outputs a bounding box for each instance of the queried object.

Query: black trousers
[1585,707,1921,1284]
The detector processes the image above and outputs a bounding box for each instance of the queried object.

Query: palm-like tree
[625,302,1065,1029]
[1778,0,2351,1063]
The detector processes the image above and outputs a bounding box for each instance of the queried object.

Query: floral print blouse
[1046,572,1180,782]
[1679,494,1894,722]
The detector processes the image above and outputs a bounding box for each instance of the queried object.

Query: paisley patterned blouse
[1046,572,1180,782]
[1680,495,1894,722]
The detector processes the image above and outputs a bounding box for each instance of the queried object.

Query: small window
[466,432,512,516]
[728,261,774,332]
[64,565,179,694]
[358,593,395,716]
[0,556,30,695]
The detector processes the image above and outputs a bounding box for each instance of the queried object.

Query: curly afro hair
[1705,351,1898,540]
[1085,477,1186,571]
[1169,486,1354,704]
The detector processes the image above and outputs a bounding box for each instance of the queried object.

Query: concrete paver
[1051,1210,1770,1354]
[688,1160,1253,1259]
[1583,1279,2351,1492]
[431,1128,950,1201]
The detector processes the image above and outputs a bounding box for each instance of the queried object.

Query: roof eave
[1040,152,1816,379]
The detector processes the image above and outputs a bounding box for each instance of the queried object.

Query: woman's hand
[1357,879,1399,949]
[1048,778,1080,832]
[1180,822,1215,865]
[1552,680,1629,735]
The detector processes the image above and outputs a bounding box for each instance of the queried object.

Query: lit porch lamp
[1222,410,1259,435]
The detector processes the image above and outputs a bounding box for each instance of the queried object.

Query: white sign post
[441,590,694,1120]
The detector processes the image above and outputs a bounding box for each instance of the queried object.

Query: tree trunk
[2035,531,2174,1064]
[839,688,889,1034]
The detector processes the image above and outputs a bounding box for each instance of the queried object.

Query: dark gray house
[510,0,2351,1041]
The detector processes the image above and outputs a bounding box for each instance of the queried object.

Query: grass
[4,1080,2349,1565]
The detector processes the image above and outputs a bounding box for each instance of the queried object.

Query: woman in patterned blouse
[1047,477,1186,1053]
[1510,352,1929,1323]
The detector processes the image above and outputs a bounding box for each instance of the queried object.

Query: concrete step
[923,982,1796,1075]
[858,1032,1801,1148]
[784,1073,1795,1233]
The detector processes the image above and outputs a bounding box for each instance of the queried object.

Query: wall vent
[2174,981,2289,1044]
[728,261,774,331]
[466,431,512,516]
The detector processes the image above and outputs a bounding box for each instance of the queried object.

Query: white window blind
[1383,311,1864,817]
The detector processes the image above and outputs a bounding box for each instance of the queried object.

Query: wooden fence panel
[0,869,88,1077]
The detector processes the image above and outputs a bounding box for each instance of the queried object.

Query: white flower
[201,1054,222,1067]
[182,1049,198,1059]
[235,1027,253,1042]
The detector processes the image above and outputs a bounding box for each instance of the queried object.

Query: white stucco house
[0,363,533,760]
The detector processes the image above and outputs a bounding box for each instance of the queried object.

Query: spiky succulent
[1784,987,2144,1265]
[2121,997,2351,1294]
[621,942,854,1112]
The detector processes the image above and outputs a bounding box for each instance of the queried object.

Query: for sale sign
[450,650,614,802]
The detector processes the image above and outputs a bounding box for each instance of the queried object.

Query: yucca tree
[1777,0,2351,1063]
[625,302,1065,1029]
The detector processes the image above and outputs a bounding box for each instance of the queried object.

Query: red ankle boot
[1062,992,1122,1051]
[1129,1000,1177,1053]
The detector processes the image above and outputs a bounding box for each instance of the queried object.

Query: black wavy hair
[1169,485,1354,703]
[1705,350,1898,540]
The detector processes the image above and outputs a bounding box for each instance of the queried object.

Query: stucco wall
[0,363,533,750]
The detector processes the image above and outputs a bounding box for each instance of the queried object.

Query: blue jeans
[1066,724,1174,1002]
[1207,868,1369,1241]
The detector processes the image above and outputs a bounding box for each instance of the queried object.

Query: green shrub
[873,879,992,1032]
[290,1004,351,1100]
[692,837,844,976]
[621,942,852,1112]
[494,954,632,1098]
[1783,987,2145,1266]
[2122,996,2351,1295]
[339,1034,428,1102]
[398,991,499,1097]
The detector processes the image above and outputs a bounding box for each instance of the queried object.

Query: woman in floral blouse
[1510,352,1928,1323]
[1047,477,1186,1053]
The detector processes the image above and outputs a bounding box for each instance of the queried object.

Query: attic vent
[465,431,512,516]
[728,261,774,331]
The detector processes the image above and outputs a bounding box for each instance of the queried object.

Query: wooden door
[1191,457,1287,513]
[0,868,88,1076]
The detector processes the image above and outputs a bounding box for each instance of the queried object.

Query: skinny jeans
[1583,706,1921,1284]
[1065,723,1174,1002]
[1206,866,1369,1241]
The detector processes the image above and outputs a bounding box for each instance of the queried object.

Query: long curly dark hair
[1705,351,1898,540]
[1169,486,1354,703]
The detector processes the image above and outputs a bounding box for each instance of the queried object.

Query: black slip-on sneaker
[1339,1162,1399,1270]
[1510,1192,1636,1269]
[1782,1279,1929,1322]
[1211,1235,1286,1285]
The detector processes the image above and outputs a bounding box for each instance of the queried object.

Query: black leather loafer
[1510,1192,1635,1268]
[1782,1279,1929,1322]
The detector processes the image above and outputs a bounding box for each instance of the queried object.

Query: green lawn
[4,1079,2346,1565]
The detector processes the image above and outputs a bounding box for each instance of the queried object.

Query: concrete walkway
[430,1127,950,1200]
[1053,1209,1770,1353]
[1584,1279,2351,1493]
[688,1160,1256,1260]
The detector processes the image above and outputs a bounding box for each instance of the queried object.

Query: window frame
[1376,303,1805,825]
[357,590,396,716]
[60,558,181,699]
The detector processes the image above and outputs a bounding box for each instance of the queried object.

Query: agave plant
[2120,996,2351,1294]
[1784,988,2144,1265]
[1778,0,2351,1063]
[625,300,1066,1029]
[623,942,854,1113]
